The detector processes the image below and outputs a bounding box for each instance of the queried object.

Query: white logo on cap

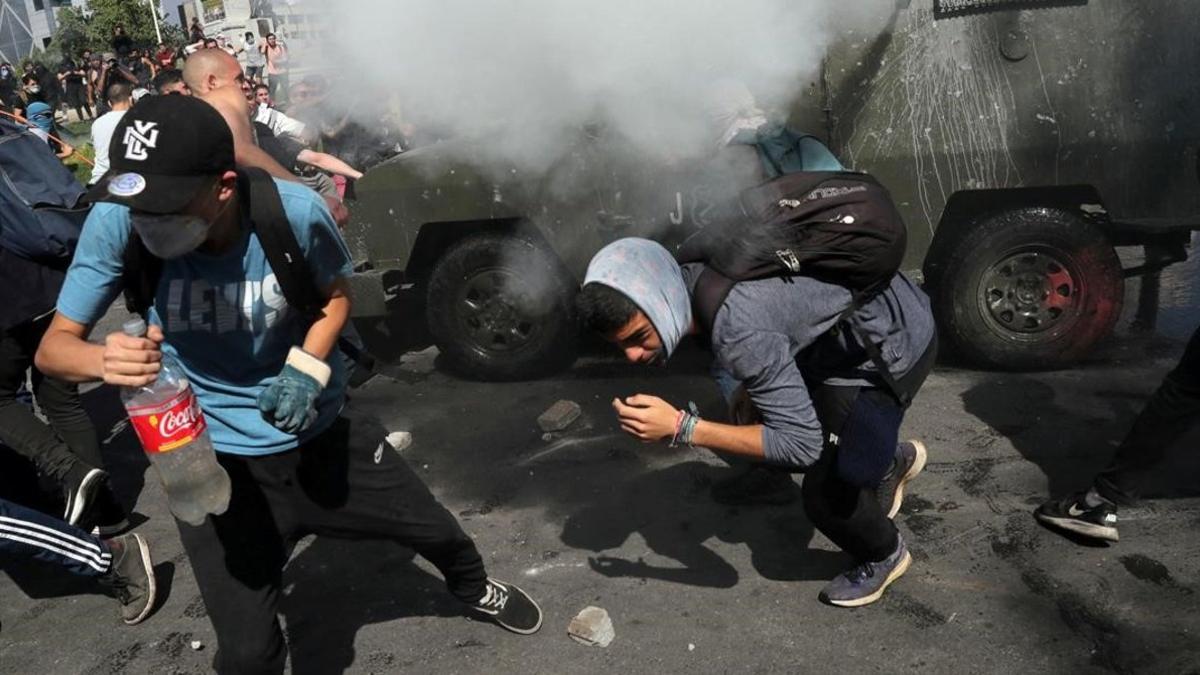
[108,173,147,197]
[123,121,159,161]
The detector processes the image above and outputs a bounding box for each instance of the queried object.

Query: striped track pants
[0,498,111,577]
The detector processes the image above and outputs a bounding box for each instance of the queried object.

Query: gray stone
[386,431,412,451]
[567,606,615,647]
[399,347,438,375]
[537,400,581,432]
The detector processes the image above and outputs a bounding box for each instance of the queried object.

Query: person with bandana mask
[575,237,937,608]
[35,94,543,673]
[24,101,73,160]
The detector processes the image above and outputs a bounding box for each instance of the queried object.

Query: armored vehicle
[346,0,1200,380]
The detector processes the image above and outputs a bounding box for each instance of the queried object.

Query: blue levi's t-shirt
[57,179,352,456]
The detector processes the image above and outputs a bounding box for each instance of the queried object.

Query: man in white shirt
[88,82,132,185]
[253,83,307,141]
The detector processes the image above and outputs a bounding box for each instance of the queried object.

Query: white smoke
[327,0,892,173]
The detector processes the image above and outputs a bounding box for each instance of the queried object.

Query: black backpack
[0,118,90,264]
[122,168,374,379]
[677,170,913,403]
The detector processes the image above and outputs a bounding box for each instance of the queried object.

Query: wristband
[285,346,331,387]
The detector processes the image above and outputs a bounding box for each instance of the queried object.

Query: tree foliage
[48,0,183,62]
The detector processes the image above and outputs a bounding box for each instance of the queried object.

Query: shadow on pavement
[961,374,1200,500]
[280,537,465,675]
[560,461,846,588]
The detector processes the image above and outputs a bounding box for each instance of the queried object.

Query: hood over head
[583,237,692,360]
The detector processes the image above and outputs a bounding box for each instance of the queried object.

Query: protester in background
[88,82,132,186]
[181,49,349,227]
[576,237,936,607]
[0,62,18,108]
[128,48,157,88]
[85,57,103,110]
[0,118,128,535]
[240,31,264,83]
[95,54,136,116]
[253,83,306,141]
[110,25,133,58]
[262,33,289,103]
[214,35,237,57]
[34,64,62,114]
[1035,323,1200,543]
[151,68,188,96]
[154,42,175,71]
[24,101,72,160]
[0,498,155,624]
[19,73,43,112]
[189,16,205,44]
[58,59,92,121]
[37,95,543,672]
[203,37,219,50]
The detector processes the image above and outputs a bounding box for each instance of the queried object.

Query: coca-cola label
[127,389,208,454]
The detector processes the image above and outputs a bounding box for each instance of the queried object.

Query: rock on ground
[568,606,615,647]
[538,400,582,432]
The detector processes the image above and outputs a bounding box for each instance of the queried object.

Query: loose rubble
[537,400,581,433]
[386,431,412,451]
[567,606,615,647]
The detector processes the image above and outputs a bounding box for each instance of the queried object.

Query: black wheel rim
[454,267,541,354]
[977,246,1084,341]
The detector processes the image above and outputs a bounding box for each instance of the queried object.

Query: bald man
[182,49,349,224]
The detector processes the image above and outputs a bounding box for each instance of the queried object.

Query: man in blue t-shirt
[35,95,542,673]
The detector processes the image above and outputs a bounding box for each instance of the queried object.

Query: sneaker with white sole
[819,534,912,608]
[101,533,157,625]
[63,464,107,527]
[877,441,928,519]
[469,578,543,634]
[1034,492,1119,543]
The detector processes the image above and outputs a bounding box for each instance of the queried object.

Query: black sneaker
[469,578,543,634]
[711,465,798,506]
[819,534,912,608]
[63,464,107,528]
[101,533,157,625]
[877,441,928,519]
[89,487,131,538]
[1034,492,1119,543]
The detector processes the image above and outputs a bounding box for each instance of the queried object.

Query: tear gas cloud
[328,0,891,173]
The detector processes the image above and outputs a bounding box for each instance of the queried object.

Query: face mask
[26,85,39,93]
[130,213,212,259]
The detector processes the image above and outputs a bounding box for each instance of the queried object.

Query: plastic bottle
[119,318,231,525]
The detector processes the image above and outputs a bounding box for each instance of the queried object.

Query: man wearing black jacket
[0,232,126,533]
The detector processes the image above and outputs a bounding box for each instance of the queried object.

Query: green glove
[257,348,331,434]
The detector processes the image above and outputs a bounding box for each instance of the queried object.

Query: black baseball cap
[89,94,235,214]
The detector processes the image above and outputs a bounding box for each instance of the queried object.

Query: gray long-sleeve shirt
[683,264,936,469]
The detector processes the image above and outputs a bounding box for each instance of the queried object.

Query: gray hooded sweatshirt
[683,264,936,470]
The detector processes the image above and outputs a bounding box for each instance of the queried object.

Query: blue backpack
[750,123,845,177]
[0,118,90,263]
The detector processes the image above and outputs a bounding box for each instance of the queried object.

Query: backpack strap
[690,265,737,336]
[122,232,161,318]
[238,168,377,382]
[694,269,914,408]
[836,297,913,407]
[237,167,324,317]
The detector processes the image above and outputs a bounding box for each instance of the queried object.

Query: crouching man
[35,95,540,673]
[576,237,936,607]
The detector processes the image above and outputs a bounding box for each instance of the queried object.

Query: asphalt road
[3,282,1200,673]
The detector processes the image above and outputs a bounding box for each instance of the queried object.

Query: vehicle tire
[426,232,578,380]
[927,207,1124,370]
